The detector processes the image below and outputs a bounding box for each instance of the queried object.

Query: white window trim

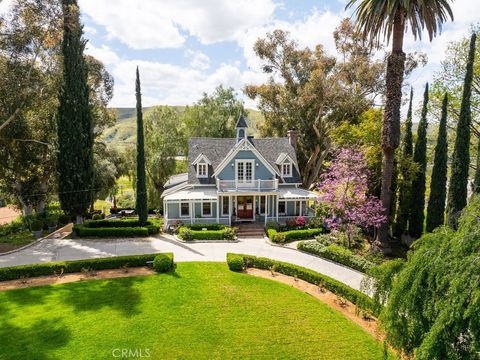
[221,196,230,216]
[235,159,255,185]
[179,202,190,218]
[202,201,213,217]
[197,163,208,178]
[282,162,292,177]
[278,200,286,215]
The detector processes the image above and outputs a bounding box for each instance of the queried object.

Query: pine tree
[57,0,93,220]
[447,33,476,227]
[408,83,429,238]
[394,88,414,237]
[426,94,449,232]
[135,67,148,224]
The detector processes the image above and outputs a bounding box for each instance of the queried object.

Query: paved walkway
[0,235,365,290]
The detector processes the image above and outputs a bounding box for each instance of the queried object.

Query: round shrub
[227,254,244,271]
[58,214,70,225]
[153,254,173,273]
[30,219,43,232]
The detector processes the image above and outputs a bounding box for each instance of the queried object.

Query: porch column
[228,195,232,226]
[163,200,168,228]
[216,197,220,224]
[253,195,256,221]
[299,200,302,216]
[265,195,269,226]
[276,195,279,222]
[190,200,193,225]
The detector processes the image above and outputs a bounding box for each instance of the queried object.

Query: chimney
[287,129,298,150]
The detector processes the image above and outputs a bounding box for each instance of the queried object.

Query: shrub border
[267,228,324,243]
[73,219,161,238]
[0,253,173,281]
[226,253,380,317]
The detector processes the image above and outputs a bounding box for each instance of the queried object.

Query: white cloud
[79,0,276,49]
[85,44,119,65]
[185,50,210,70]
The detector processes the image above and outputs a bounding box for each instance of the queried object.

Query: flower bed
[297,241,374,273]
[73,218,162,238]
[0,253,174,281]
[178,225,237,241]
[226,253,380,317]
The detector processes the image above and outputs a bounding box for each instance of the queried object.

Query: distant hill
[103,106,264,149]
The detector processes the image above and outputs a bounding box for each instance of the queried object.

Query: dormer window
[197,162,208,178]
[282,162,292,177]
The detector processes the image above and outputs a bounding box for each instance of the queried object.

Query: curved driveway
[0,235,365,290]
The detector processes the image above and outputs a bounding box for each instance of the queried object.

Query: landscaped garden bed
[0,262,394,359]
[265,218,325,243]
[73,218,162,238]
[177,224,237,241]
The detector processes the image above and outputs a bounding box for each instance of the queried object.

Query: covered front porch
[163,187,318,228]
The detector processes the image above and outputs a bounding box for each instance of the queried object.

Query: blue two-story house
[161,115,317,228]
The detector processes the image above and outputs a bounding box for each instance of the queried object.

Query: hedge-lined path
[0,234,365,290]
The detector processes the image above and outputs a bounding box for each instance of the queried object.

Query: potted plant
[47,216,58,233]
[31,219,44,239]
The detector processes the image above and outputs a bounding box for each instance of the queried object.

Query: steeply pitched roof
[187,137,301,184]
[235,115,248,128]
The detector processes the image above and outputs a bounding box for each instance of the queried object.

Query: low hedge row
[73,219,161,238]
[178,226,236,240]
[0,253,174,281]
[226,253,380,317]
[188,224,226,231]
[267,228,324,243]
[297,241,374,273]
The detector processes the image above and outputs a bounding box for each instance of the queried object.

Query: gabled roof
[192,153,211,165]
[235,115,248,128]
[187,137,301,184]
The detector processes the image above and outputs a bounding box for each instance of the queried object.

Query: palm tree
[346,0,453,253]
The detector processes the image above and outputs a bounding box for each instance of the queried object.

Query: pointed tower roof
[235,114,248,128]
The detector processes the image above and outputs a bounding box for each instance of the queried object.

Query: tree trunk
[375,14,406,254]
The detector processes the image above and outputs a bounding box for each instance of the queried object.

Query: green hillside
[103,106,264,148]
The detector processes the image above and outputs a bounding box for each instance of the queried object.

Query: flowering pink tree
[318,148,386,246]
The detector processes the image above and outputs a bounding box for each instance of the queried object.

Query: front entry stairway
[236,223,265,239]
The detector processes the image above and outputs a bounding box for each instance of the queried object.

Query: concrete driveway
[0,234,365,290]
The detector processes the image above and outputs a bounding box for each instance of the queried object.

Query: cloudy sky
[1,0,480,110]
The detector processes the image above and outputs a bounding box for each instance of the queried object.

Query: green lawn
[0,263,394,359]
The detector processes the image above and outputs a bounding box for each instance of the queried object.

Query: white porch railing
[216,179,279,192]
[165,217,230,227]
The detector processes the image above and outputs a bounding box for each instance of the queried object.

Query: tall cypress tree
[135,67,148,224]
[473,138,480,193]
[394,88,414,237]
[426,93,449,232]
[57,0,93,220]
[447,33,476,227]
[408,83,429,238]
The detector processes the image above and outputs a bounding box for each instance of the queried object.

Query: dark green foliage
[297,241,374,273]
[73,218,161,237]
[447,33,476,227]
[426,94,449,232]
[227,253,380,317]
[57,0,94,218]
[267,228,324,243]
[226,253,244,271]
[188,224,226,231]
[135,67,148,224]
[0,253,170,281]
[473,136,480,193]
[408,83,429,238]
[178,226,237,240]
[152,253,174,273]
[379,197,480,358]
[394,88,414,237]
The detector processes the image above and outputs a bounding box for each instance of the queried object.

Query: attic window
[197,163,208,178]
[282,162,292,177]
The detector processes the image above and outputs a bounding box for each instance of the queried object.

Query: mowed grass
[0,263,395,359]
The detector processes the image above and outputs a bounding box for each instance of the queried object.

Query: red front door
[237,196,253,219]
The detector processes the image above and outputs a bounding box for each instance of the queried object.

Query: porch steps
[236,223,265,238]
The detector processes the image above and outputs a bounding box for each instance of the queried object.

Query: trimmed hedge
[0,253,173,281]
[188,224,226,231]
[297,241,374,273]
[267,228,324,243]
[153,253,174,273]
[73,219,161,238]
[226,253,380,317]
[178,226,236,240]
